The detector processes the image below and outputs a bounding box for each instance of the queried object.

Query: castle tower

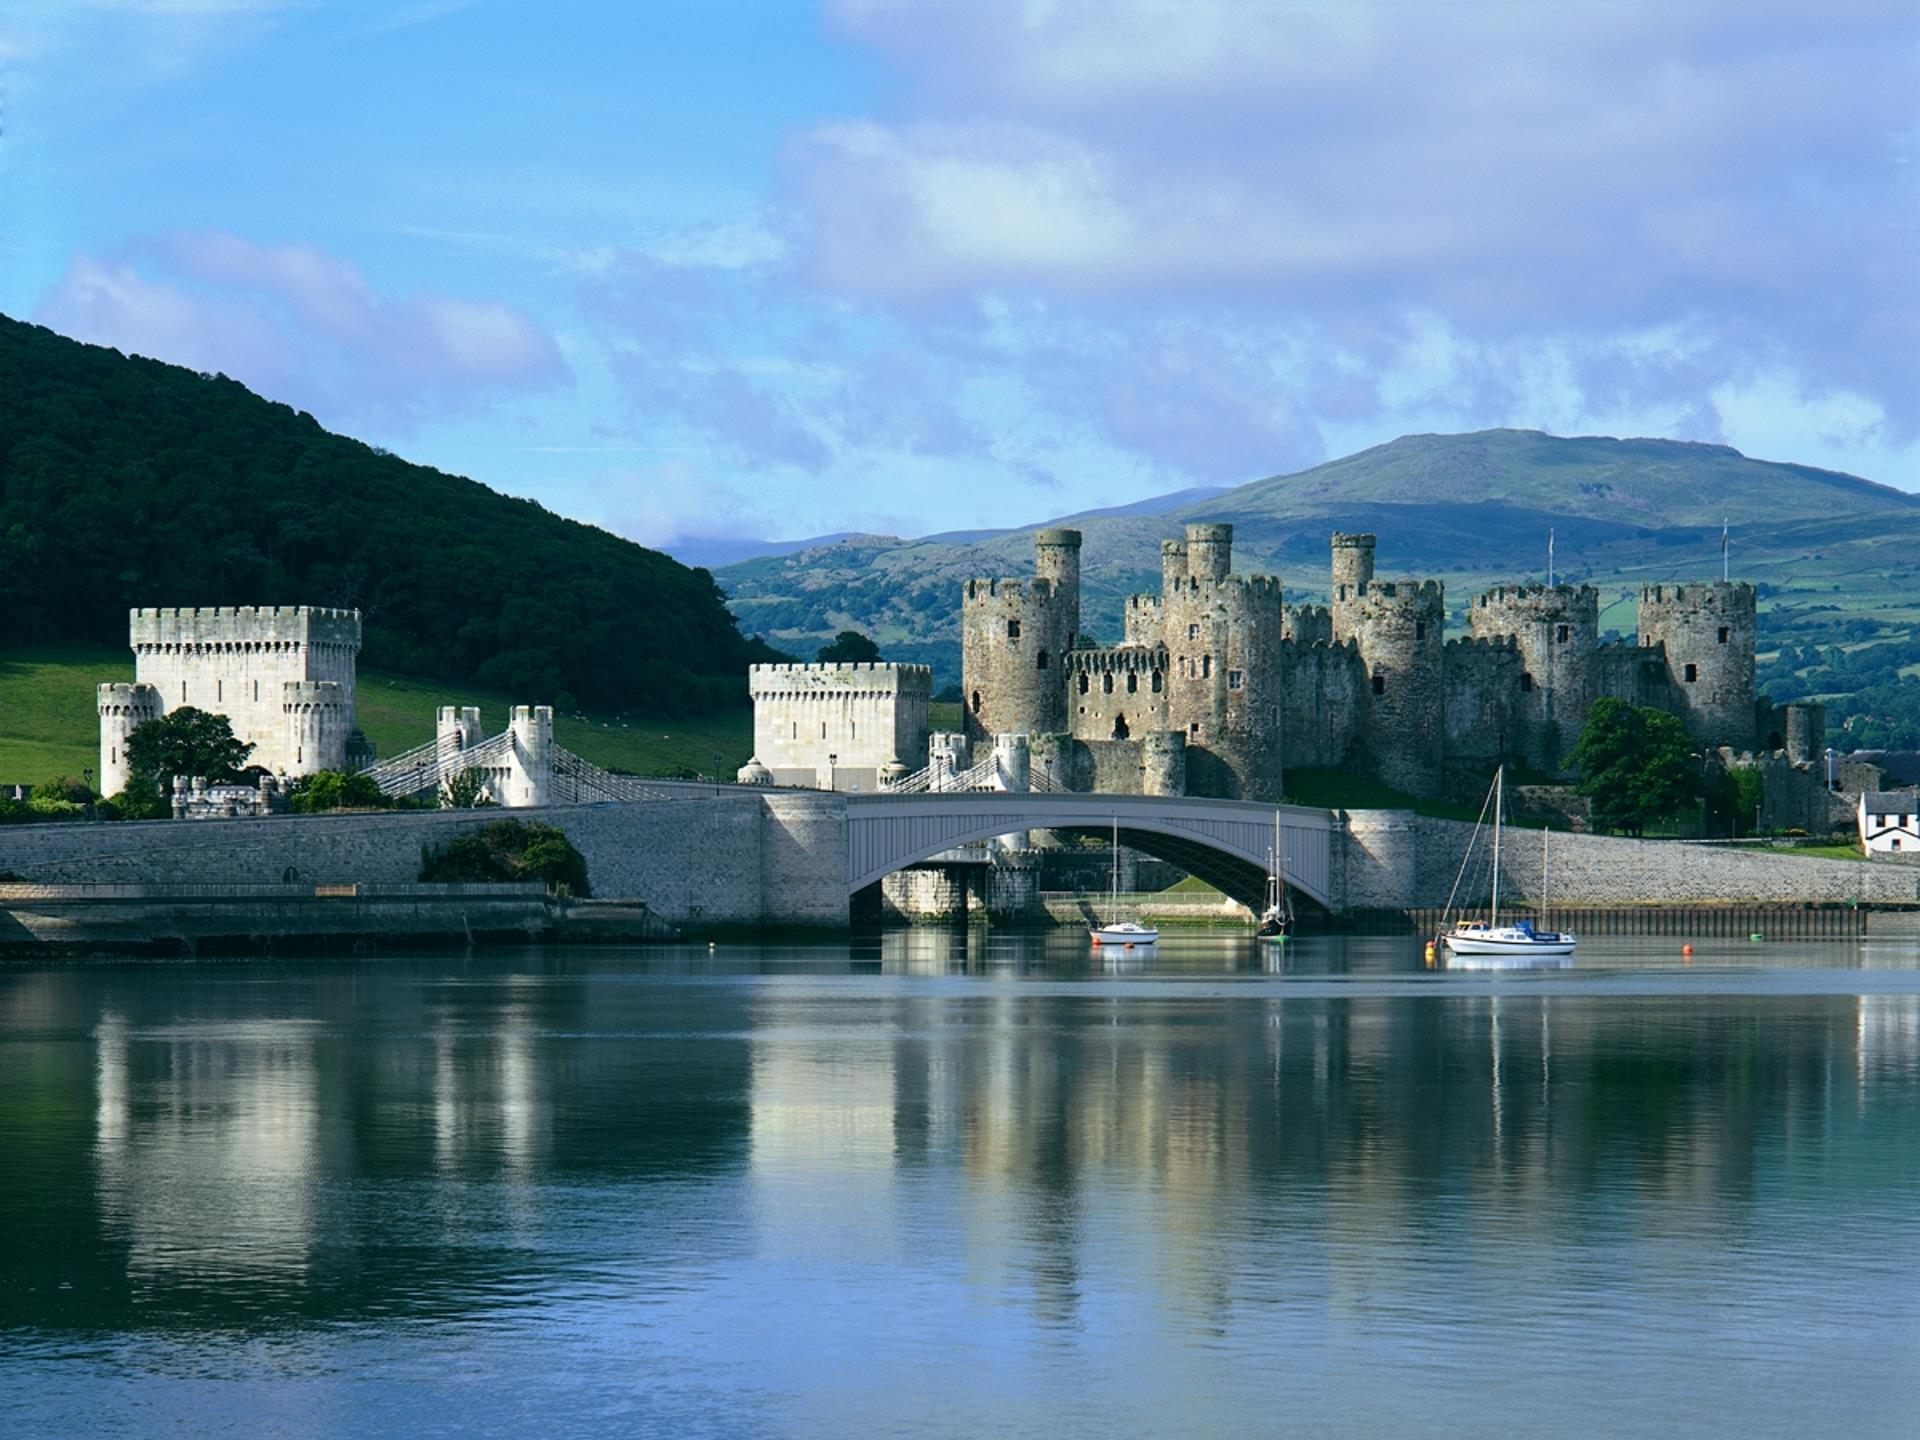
[1161,538,1189,595]
[961,529,1082,744]
[1158,523,1285,801]
[437,706,484,752]
[282,680,351,776]
[1347,579,1448,797]
[1185,522,1233,582]
[1638,582,1757,747]
[97,682,162,797]
[1032,528,1082,633]
[116,605,362,777]
[1469,584,1600,772]
[1329,533,1377,643]
[506,704,554,807]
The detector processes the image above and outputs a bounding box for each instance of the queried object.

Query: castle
[960,524,1818,803]
[738,662,930,790]
[98,606,370,795]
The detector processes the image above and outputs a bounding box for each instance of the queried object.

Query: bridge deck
[845,791,1336,909]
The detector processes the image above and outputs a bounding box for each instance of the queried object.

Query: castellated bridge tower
[98,683,163,798]
[1158,523,1285,801]
[962,529,1082,744]
[1470,584,1600,773]
[1638,581,1757,747]
[98,606,364,794]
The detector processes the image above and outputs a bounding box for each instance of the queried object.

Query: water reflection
[1,940,1918,1437]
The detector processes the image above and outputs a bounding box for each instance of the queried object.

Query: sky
[2,0,1916,551]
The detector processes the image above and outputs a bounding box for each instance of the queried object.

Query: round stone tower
[961,530,1082,744]
[1158,523,1285,801]
[1185,522,1234,582]
[1032,528,1082,634]
[1329,533,1378,643]
[1469,584,1600,773]
[1161,537,1189,596]
[1637,581,1756,747]
[283,681,351,776]
[1784,702,1825,765]
[98,682,162,798]
[1348,579,1447,797]
[1138,730,1188,797]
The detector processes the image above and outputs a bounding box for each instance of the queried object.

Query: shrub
[290,769,388,813]
[418,820,590,896]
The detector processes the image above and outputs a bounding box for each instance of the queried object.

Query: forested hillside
[0,315,775,713]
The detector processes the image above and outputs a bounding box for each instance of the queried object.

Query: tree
[1571,698,1701,836]
[441,768,494,809]
[419,820,590,896]
[104,774,168,821]
[124,707,254,792]
[817,630,881,664]
[290,769,387,813]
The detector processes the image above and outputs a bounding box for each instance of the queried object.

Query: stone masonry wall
[0,791,852,929]
[1336,810,1920,911]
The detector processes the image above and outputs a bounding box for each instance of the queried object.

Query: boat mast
[1540,821,1550,929]
[1110,816,1119,925]
[1491,766,1503,928]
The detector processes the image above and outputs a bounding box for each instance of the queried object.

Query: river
[2,932,1917,1437]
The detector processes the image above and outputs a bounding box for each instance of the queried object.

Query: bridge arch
[844,792,1335,911]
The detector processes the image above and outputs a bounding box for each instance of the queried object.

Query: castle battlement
[132,604,359,622]
[964,577,1068,603]
[1639,581,1753,605]
[1474,583,1600,606]
[1444,635,1521,653]
[281,680,351,711]
[750,662,932,698]
[1069,644,1167,673]
[1356,579,1444,604]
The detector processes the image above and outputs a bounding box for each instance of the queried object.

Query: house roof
[1861,791,1920,813]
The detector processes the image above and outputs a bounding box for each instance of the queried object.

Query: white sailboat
[1443,766,1576,963]
[1090,817,1158,947]
[1257,808,1294,942]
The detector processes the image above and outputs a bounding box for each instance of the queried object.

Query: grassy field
[0,645,757,788]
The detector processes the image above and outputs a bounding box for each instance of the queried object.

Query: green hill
[718,430,1920,736]
[0,313,776,715]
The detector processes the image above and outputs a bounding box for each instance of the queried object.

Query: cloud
[36,231,570,430]
[785,0,1920,483]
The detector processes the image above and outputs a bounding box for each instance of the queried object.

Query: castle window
[1037,649,1050,670]
[822,723,828,738]
[1202,655,1212,678]
[216,680,223,702]
[1228,670,1244,691]
[1127,672,1138,694]
[1189,721,1202,740]
[1718,627,1730,644]
[1415,621,1425,641]
[253,681,259,701]
[1684,663,1698,683]
[792,722,798,739]
[1078,673,1090,695]
[1187,624,1200,641]
[972,691,982,714]
[1372,673,1386,696]
[1007,619,1021,640]
[1112,714,1130,740]
[1178,656,1188,678]
[1103,673,1114,694]
[1557,624,1570,643]
[1152,671,1163,693]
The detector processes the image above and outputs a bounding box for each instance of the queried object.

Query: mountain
[716,430,1920,695]
[0,314,774,714]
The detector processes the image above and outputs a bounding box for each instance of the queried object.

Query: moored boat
[1440,766,1576,963]
[1090,817,1159,947]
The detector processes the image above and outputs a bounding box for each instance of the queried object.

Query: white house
[1858,790,1920,856]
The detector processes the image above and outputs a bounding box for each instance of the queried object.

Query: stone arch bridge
[843,791,1335,910]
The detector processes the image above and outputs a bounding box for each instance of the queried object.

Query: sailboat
[1090,817,1159,947]
[1257,809,1294,942]
[1442,766,1576,962]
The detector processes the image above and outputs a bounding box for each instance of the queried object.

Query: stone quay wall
[1336,810,1920,912]
[0,789,851,931]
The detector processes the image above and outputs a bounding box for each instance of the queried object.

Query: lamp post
[827,752,838,792]
[1826,746,1835,792]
